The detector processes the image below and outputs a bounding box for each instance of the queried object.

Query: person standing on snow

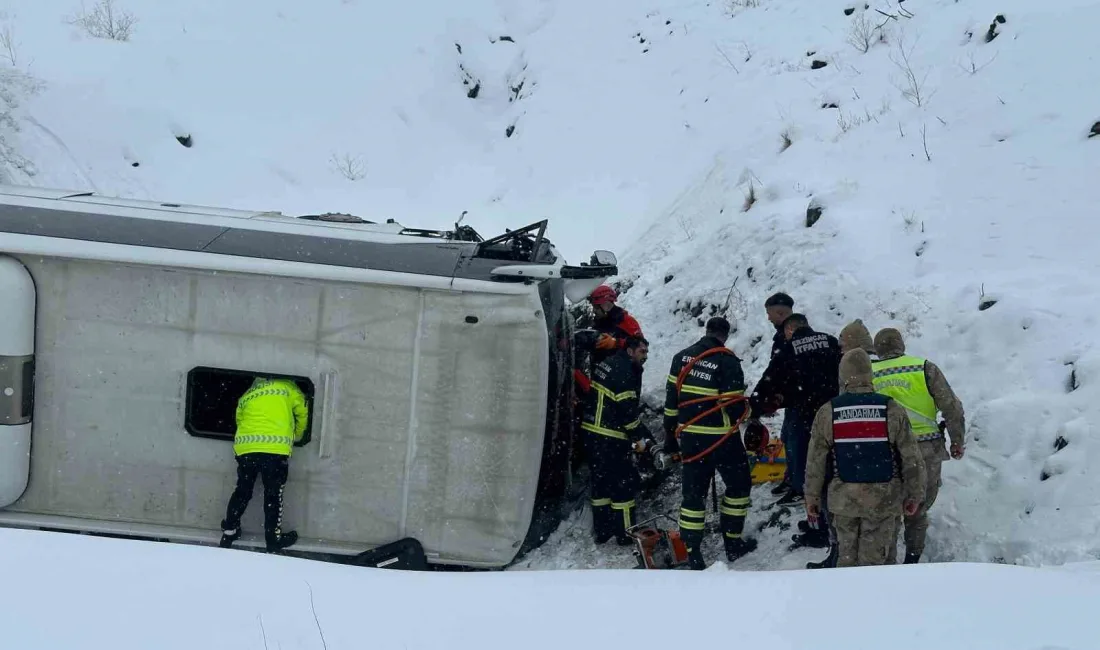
[581,336,654,545]
[753,293,796,496]
[872,327,966,564]
[665,317,758,569]
[219,376,309,552]
[805,317,879,569]
[805,349,926,567]
[749,314,841,512]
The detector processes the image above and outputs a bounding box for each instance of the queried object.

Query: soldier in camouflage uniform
[805,349,926,567]
[872,328,966,564]
[803,319,878,569]
[839,319,875,356]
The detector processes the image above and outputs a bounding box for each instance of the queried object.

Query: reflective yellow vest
[871,355,940,439]
[234,378,309,456]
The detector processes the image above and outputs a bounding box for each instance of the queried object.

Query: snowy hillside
[608,0,1100,569]
[2,0,1100,575]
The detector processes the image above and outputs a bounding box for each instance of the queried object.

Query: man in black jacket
[665,317,757,569]
[759,292,795,494]
[750,313,841,525]
[765,292,795,359]
[582,336,653,544]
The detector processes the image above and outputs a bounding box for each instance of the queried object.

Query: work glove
[573,369,591,393]
[594,333,619,351]
[743,420,770,455]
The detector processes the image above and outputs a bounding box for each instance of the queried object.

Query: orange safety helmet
[589,285,618,306]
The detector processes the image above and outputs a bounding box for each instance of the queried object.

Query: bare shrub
[676,214,695,240]
[725,0,761,15]
[958,51,998,75]
[779,128,793,152]
[0,67,41,178]
[0,13,18,66]
[890,32,934,107]
[837,110,868,134]
[741,180,757,212]
[68,0,137,42]
[329,152,365,181]
[846,13,879,53]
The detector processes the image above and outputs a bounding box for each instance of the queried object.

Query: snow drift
[2,526,1099,650]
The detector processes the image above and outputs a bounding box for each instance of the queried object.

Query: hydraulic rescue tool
[627,513,690,570]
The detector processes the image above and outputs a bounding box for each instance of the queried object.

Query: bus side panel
[9,256,545,567]
[402,288,548,564]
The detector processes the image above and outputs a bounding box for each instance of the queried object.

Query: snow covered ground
[3,525,1100,650]
[1,0,1100,630]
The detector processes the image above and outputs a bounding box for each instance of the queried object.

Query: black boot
[266,530,298,552]
[592,505,614,544]
[797,519,814,534]
[219,527,241,549]
[904,551,921,564]
[776,490,804,506]
[610,502,636,546]
[219,519,241,548]
[806,543,838,569]
[725,536,758,562]
[791,527,830,549]
[687,545,707,571]
[770,478,790,495]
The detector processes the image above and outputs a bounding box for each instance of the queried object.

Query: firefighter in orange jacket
[574,284,644,395]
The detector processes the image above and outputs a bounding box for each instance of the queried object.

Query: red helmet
[589,285,618,306]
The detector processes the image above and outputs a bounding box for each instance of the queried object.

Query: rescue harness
[672,346,751,464]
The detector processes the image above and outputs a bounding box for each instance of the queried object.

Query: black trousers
[585,432,638,539]
[678,433,752,549]
[222,452,289,542]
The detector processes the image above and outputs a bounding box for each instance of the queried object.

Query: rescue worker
[759,292,796,496]
[804,318,878,569]
[589,284,644,365]
[582,336,653,545]
[805,349,925,567]
[872,327,966,564]
[839,319,875,355]
[573,285,647,468]
[574,285,644,412]
[219,376,309,552]
[750,313,841,517]
[665,317,757,569]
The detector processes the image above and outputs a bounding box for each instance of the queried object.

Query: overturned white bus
[0,184,617,568]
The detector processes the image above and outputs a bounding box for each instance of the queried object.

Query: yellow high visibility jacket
[234,378,309,457]
[871,355,940,439]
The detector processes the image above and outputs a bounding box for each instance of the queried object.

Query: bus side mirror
[591,250,617,266]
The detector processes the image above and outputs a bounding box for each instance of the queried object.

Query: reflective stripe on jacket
[871,355,939,438]
[234,378,309,456]
[582,349,644,441]
[663,336,747,435]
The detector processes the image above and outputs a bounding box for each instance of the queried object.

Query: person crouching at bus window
[582,336,652,545]
[219,376,309,552]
